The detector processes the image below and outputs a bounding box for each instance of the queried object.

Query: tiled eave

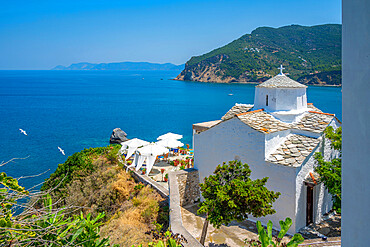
[267,134,321,167]
[193,120,222,134]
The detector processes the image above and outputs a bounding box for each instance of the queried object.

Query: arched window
[266,95,269,106]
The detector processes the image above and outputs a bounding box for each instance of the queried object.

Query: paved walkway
[181,204,341,247]
[146,154,192,190]
[181,204,290,247]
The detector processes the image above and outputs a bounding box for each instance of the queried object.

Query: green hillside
[176,24,341,85]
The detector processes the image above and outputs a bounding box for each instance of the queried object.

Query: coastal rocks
[109,128,128,144]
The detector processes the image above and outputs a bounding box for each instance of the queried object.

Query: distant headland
[175,24,342,86]
[52,62,185,71]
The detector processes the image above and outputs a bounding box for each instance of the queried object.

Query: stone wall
[169,169,203,247]
[176,168,200,206]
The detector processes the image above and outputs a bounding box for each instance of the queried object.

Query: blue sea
[0,70,342,190]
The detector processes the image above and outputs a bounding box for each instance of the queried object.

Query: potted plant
[164,173,168,182]
[161,168,165,181]
[174,160,179,167]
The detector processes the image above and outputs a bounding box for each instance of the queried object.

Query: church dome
[253,66,308,117]
[257,74,307,89]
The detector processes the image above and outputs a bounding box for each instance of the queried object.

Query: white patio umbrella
[137,142,169,156]
[135,153,147,171]
[137,143,169,175]
[126,152,138,171]
[156,139,184,149]
[120,138,149,160]
[157,132,183,140]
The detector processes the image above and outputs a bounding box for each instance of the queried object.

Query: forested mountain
[176,24,341,85]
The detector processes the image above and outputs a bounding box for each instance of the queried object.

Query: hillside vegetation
[41,145,168,246]
[176,24,341,85]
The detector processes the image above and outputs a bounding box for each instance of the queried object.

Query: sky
[0,0,341,70]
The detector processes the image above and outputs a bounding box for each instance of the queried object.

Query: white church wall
[254,87,307,112]
[291,129,322,139]
[275,88,307,111]
[194,118,265,183]
[254,87,276,110]
[194,119,298,234]
[265,130,290,157]
[295,140,333,232]
[313,183,332,224]
[247,162,297,234]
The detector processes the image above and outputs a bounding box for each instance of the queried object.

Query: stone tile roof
[206,103,335,135]
[221,104,253,120]
[193,120,222,133]
[237,110,291,134]
[257,74,307,88]
[267,134,320,167]
[293,111,335,133]
[307,103,323,113]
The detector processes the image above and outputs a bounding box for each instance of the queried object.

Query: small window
[266,95,269,106]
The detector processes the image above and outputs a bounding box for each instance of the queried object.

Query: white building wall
[194,118,266,183]
[248,162,297,234]
[254,87,307,112]
[265,130,290,157]
[194,118,297,234]
[254,87,276,111]
[342,1,370,245]
[194,117,341,234]
[294,128,343,232]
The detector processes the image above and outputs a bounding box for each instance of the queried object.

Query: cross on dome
[278,64,285,75]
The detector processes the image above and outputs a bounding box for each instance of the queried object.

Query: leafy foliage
[0,173,113,246]
[1,145,168,246]
[0,171,29,229]
[181,24,341,85]
[198,160,281,228]
[314,126,342,212]
[246,218,304,247]
[133,223,185,247]
[41,145,120,200]
[323,126,341,150]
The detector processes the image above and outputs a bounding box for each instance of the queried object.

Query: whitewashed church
[192,66,341,233]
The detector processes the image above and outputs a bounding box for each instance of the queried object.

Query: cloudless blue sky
[0,0,341,69]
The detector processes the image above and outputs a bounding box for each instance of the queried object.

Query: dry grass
[51,155,166,246]
[100,186,163,246]
[111,171,136,201]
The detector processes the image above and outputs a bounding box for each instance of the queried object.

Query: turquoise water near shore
[0,70,342,189]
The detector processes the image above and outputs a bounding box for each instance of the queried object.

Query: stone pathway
[181,204,291,247]
[145,154,193,190]
[181,204,341,247]
[299,213,341,239]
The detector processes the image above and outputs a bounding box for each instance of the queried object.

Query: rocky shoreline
[172,77,341,87]
[174,65,342,87]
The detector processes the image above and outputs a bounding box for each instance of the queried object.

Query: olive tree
[198,160,281,245]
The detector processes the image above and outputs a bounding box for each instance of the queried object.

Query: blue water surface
[0,70,342,189]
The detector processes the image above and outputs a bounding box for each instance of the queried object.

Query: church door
[306,186,314,225]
